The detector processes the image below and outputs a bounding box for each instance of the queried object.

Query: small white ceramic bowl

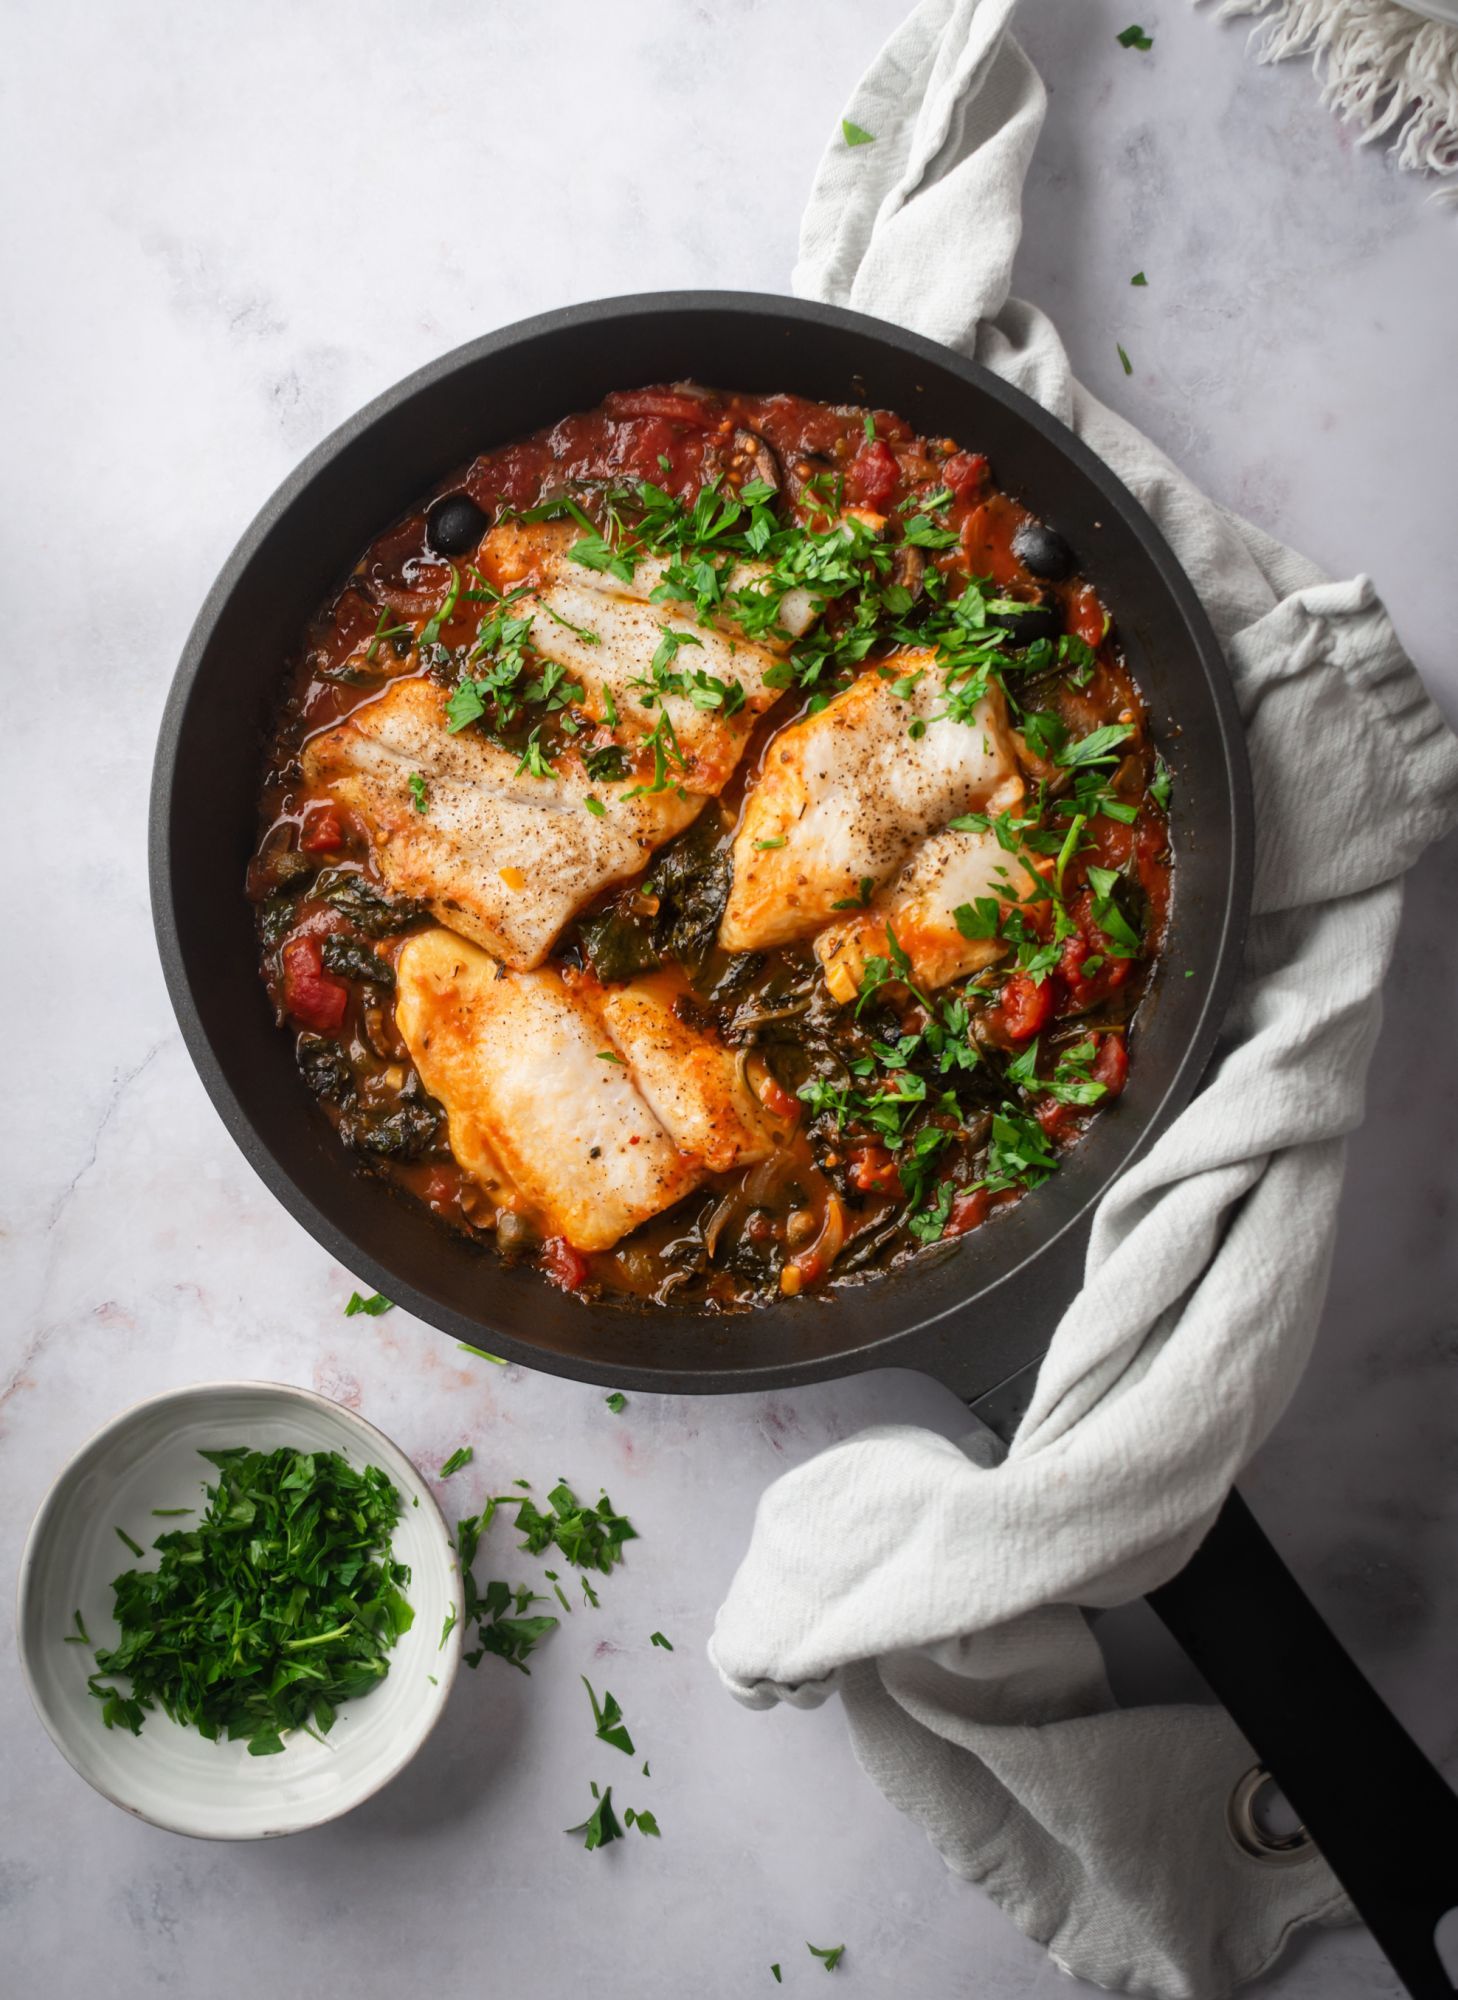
[17,1380,463,1839]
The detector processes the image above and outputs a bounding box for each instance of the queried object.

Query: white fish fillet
[395,931,702,1253]
[720,652,1024,952]
[302,679,697,969]
[816,822,1043,999]
[582,972,781,1173]
[483,522,818,794]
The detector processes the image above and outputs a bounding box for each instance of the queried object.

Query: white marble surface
[3,3,1455,1996]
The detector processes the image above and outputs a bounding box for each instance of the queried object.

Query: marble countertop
[3,3,1453,1995]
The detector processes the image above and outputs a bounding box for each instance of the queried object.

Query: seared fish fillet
[483,522,818,794]
[303,680,697,969]
[581,972,780,1173]
[719,653,1024,952]
[395,933,780,1251]
[817,823,1042,999]
[396,932,702,1252]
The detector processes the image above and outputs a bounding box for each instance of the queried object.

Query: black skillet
[149,294,1458,1994]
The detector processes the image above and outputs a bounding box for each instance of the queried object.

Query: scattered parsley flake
[1117,23,1153,48]
[842,118,876,146]
[439,1446,473,1478]
[605,1391,628,1414]
[808,1943,846,1971]
[567,1782,624,1850]
[345,1291,394,1318]
[114,1525,144,1559]
[457,1342,506,1363]
[408,771,429,813]
[1131,270,1148,286]
[650,1630,674,1650]
[583,1676,635,1754]
[1117,343,1133,376]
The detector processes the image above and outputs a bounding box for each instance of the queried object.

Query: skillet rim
[148,289,1253,1395]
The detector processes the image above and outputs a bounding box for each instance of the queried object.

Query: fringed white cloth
[1210,0,1458,196]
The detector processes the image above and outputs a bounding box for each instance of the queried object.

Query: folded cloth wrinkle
[710,4,1458,1994]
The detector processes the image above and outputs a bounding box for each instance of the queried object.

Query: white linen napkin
[709,4,1458,1994]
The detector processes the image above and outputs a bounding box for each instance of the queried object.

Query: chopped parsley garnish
[1057,722,1135,768]
[830,875,876,910]
[754,836,788,850]
[624,1806,661,1836]
[808,1943,846,1971]
[1116,23,1153,48]
[981,1106,1059,1191]
[605,1391,628,1413]
[567,1781,623,1849]
[460,1576,558,1673]
[114,1525,144,1559]
[511,1481,639,1575]
[408,771,429,813]
[417,565,460,649]
[84,1446,413,1754]
[439,1445,473,1478]
[650,1630,674,1650]
[842,118,876,146]
[1117,343,1134,376]
[772,1969,782,1985]
[1150,754,1172,811]
[597,1049,626,1065]
[1131,270,1148,286]
[583,1676,635,1754]
[457,1342,506,1363]
[1007,1037,1109,1107]
[345,1289,394,1317]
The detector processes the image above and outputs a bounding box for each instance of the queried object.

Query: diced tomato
[756,1072,800,1123]
[1035,1099,1076,1141]
[541,1236,590,1292]
[1069,584,1108,651]
[301,808,344,854]
[847,437,900,509]
[944,1185,990,1237]
[280,934,349,1034]
[1056,894,1134,1016]
[1092,1033,1128,1100]
[848,1143,902,1198]
[998,972,1054,1041]
[941,451,988,502]
[604,388,717,428]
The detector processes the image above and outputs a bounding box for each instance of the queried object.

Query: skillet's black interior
[151,293,1250,1398]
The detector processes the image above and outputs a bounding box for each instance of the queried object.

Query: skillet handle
[1148,1491,1458,1999]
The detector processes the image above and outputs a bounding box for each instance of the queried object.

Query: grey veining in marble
[2,3,1453,1996]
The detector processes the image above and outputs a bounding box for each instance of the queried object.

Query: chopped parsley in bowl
[17,1381,463,1839]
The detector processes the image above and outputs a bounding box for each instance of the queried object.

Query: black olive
[998,599,1063,649]
[1011,519,1073,580]
[425,493,489,557]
